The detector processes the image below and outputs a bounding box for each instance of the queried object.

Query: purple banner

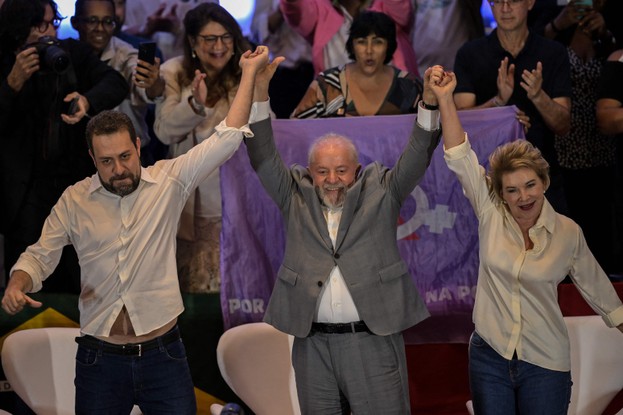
[220,107,524,329]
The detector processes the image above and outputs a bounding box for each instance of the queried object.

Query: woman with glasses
[291,10,422,118]
[0,0,127,293]
[154,3,249,293]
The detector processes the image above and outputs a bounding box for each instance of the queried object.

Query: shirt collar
[321,203,343,215]
[501,196,557,235]
[535,197,556,234]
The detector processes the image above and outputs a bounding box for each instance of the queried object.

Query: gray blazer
[246,117,441,338]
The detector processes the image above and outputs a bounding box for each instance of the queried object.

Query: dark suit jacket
[0,38,128,235]
[246,117,441,337]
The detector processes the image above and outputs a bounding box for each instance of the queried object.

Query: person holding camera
[0,0,128,293]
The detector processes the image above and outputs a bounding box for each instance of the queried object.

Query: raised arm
[429,68,465,149]
[253,53,286,103]
[226,46,269,128]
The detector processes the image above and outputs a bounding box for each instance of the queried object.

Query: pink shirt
[280,0,419,76]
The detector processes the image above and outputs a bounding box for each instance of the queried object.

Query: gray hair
[308,133,359,165]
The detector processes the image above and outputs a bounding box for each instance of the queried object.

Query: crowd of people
[1,0,623,413]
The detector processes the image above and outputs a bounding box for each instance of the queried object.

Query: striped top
[293,65,422,118]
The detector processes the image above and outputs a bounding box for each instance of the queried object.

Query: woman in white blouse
[428,67,623,414]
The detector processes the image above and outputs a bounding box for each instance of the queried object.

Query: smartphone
[66,97,79,116]
[573,0,593,6]
[138,41,156,66]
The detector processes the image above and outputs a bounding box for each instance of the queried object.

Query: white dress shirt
[11,108,261,337]
[155,56,237,240]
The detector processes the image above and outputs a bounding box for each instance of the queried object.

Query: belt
[311,321,370,334]
[75,326,180,357]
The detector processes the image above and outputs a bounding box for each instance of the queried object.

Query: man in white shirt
[1,45,278,414]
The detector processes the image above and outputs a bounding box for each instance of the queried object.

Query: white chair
[565,315,623,415]
[466,315,623,415]
[210,322,300,415]
[1,327,142,415]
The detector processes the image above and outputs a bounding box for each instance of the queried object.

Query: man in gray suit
[245,65,446,414]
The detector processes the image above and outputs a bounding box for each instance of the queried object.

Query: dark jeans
[74,328,196,415]
[469,331,572,415]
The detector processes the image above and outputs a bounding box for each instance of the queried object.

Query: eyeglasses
[196,33,234,46]
[37,18,62,33]
[489,0,524,6]
[78,16,116,30]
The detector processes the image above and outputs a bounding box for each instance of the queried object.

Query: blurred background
[56,0,256,39]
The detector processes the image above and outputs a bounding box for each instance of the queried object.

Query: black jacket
[0,38,128,233]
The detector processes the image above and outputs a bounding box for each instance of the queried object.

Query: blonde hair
[488,140,550,201]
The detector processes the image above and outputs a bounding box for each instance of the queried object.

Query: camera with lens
[22,36,70,74]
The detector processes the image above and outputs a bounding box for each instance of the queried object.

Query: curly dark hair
[0,0,62,56]
[345,10,397,65]
[181,3,250,105]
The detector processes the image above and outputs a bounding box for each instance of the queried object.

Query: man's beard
[316,183,347,209]
[100,172,140,196]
